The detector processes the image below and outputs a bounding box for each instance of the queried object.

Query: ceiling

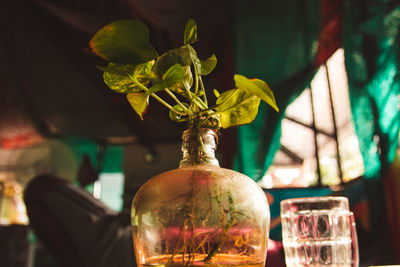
[0,0,233,148]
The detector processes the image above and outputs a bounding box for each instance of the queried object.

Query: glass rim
[280,196,349,207]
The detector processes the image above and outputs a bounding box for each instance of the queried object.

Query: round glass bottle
[131,126,270,266]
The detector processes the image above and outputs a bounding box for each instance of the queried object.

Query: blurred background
[0,0,399,266]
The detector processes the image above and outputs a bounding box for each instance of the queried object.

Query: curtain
[345,0,400,181]
[233,0,320,180]
[233,1,400,251]
[343,0,400,259]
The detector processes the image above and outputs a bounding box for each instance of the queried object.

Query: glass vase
[131,126,270,266]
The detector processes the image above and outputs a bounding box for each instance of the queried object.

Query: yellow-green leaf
[102,62,153,94]
[169,103,189,122]
[215,89,261,128]
[126,92,149,120]
[234,74,279,112]
[184,19,197,44]
[149,64,186,94]
[187,45,217,75]
[213,89,220,98]
[162,64,186,85]
[152,47,191,81]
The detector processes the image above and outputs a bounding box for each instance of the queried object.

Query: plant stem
[129,75,186,116]
[183,84,210,115]
[199,76,208,106]
[165,89,192,116]
[151,94,180,114]
[194,69,199,95]
[198,113,220,129]
[185,90,207,112]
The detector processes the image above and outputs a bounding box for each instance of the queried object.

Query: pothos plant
[90,19,278,131]
[90,19,277,264]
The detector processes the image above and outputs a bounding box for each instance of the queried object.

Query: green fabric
[344,0,400,179]
[66,138,123,173]
[233,1,320,180]
[343,0,400,240]
[234,1,400,244]
[234,0,399,182]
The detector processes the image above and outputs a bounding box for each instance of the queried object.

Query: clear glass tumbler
[280,196,359,267]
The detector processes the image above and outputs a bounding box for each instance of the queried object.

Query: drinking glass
[281,196,359,267]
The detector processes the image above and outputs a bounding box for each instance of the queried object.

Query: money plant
[90,19,278,265]
[90,19,278,130]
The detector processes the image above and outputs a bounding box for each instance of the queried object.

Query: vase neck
[179,127,219,167]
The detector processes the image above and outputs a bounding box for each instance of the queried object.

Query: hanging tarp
[233,0,321,180]
[343,0,400,243]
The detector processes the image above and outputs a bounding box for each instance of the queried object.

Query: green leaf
[134,60,154,77]
[184,19,197,44]
[149,64,186,94]
[90,19,158,64]
[215,89,261,128]
[126,92,149,119]
[187,45,217,75]
[156,65,193,96]
[102,61,153,94]
[169,104,189,122]
[151,47,192,93]
[200,54,217,75]
[152,47,191,81]
[234,74,279,112]
[163,63,186,84]
[97,65,126,76]
[213,89,220,98]
[180,66,193,91]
